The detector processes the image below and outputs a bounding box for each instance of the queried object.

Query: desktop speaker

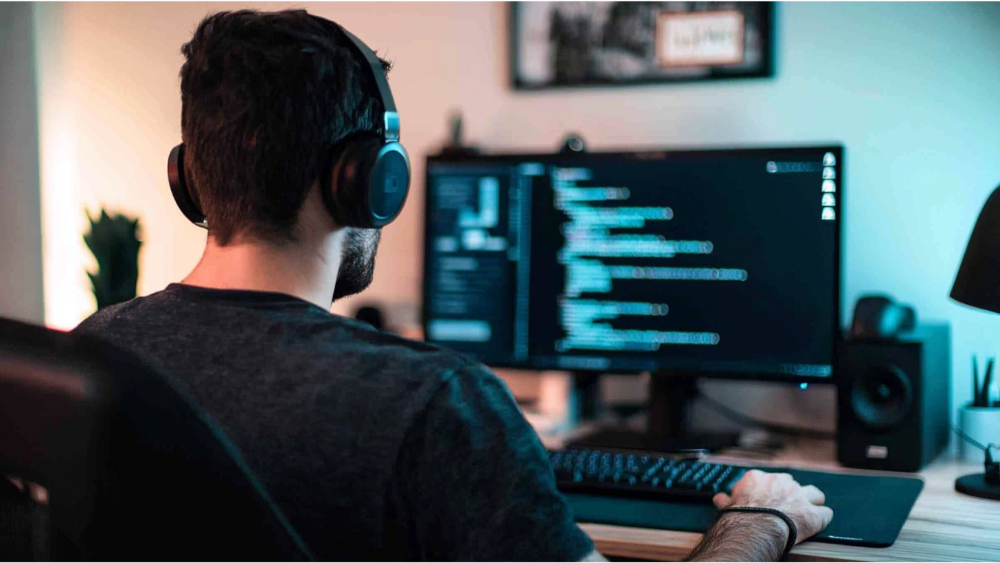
[837,324,951,472]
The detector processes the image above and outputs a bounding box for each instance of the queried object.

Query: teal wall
[789,2,1000,420]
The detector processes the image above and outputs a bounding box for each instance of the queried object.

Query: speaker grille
[849,364,913,430]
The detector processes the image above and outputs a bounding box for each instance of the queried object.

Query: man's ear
[299,180,344,237]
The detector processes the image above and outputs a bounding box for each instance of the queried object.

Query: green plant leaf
[83,208,142,310]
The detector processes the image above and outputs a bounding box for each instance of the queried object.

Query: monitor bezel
[422,144,843,385]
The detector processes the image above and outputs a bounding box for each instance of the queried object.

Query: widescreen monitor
[422,146,842,381]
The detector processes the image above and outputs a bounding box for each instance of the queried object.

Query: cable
[950,425,999,485]
[696,385,837,441]
[950,424,996,453]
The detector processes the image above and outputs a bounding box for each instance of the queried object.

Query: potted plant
[960,357,1000,462]
[83,209,142,310]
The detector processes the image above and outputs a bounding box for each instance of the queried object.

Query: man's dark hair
[179,10,391,245]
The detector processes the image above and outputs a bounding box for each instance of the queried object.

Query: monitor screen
[422,146,842,380]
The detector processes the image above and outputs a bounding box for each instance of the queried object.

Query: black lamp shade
[952,185,1000,314]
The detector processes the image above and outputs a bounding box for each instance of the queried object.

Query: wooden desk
[567,439,1000,562]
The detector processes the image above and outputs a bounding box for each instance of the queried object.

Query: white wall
[32,2,1000,432]
[0,2,44,324]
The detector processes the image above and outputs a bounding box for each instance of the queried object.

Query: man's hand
[685,470,833,562]
[714,470,834,544]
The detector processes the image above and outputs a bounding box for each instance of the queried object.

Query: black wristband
[718,506,798,560]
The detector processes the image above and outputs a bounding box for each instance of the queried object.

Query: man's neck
[182,233,344,311]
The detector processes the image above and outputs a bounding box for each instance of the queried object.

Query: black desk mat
[567,467,924,548]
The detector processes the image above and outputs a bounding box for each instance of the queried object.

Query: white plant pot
[959,404,1000,463]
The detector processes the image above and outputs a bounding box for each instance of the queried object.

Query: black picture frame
[510,2,776,91]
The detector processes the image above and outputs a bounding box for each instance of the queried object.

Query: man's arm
[392,363,596,561]
[575,470,830,563]
[685,470,834,562]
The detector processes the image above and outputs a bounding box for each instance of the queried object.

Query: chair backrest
[0,317,313,561]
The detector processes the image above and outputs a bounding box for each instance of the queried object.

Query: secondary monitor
[422,146,842,381]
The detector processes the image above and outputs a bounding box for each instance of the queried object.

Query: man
[75,10,832,561]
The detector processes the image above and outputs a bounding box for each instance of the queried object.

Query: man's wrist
[685,510,790,562]
[719,511,790,547]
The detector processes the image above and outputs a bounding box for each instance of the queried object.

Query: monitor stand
[568,371,602,423]
[566,373,740,453]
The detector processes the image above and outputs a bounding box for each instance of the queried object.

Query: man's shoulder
[73,287,487,392]
[312,316,487,385]
[74,294,155,334]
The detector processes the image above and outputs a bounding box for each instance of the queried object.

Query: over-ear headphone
[167,22,410,230]
[849,294,917,340]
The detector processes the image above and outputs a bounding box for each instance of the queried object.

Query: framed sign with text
[511,2,774,90]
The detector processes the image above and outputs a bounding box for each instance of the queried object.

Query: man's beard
[333,228,381,301]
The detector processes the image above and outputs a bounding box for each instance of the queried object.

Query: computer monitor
[423,146,842,382]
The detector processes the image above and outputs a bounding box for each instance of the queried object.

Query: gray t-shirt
[74,284,593,561]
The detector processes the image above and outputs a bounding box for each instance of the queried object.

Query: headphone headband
[335,27,400,143]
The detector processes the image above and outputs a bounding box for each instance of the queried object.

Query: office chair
[0,317,313,561]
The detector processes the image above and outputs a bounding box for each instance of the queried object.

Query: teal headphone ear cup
[367,141,410,227]
[325,133,410,228]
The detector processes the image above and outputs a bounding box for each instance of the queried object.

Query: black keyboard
[548,447,748,502]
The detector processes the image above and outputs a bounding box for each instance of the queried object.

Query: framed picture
[510,2,775,90]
